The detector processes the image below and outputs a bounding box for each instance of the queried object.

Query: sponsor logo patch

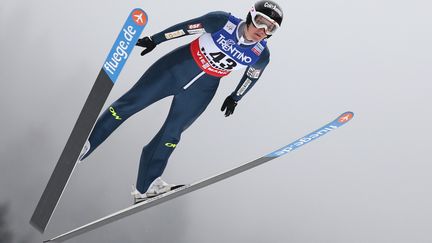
[223,21,236,34]
[109,106,122,120]
[236,78,253,96]
[247,67,261,79]
[165,143,177,148]
[187,23,205,34]
[188,23,203,30]
[252,42,264,56]
[187,28,205,35]
[165,30,186,39]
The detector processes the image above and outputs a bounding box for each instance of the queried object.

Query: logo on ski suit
[219,39,236,52]
[109,106,122,120]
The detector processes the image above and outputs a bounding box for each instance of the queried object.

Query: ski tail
[30,8,148,233]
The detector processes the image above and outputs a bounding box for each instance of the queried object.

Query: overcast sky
[1,0,431,242]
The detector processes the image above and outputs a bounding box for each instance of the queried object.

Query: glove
[136,36,157,56]
[221,95,238,117]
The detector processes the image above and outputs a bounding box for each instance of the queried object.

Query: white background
[0,0,431,242]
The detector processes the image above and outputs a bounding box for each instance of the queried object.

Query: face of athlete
[244,22,268,42]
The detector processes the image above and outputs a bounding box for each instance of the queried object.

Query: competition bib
[190,15,267,77]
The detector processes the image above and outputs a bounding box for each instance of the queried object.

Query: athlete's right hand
[221,95,238,117]
[136,36,156,56]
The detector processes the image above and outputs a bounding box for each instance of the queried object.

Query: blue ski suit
[83,11,271,193]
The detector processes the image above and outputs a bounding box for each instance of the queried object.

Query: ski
[30,9,148,233]
[43,112,354,242]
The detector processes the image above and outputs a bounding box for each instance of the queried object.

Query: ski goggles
[250,8,280,35]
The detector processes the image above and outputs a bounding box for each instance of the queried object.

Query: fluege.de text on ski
[103,26,137,78]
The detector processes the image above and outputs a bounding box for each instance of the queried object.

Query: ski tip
[336,111,354,124]
[130,8,148,26]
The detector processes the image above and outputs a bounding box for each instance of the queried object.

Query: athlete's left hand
[221,95,238,117]
[136,36,157,56]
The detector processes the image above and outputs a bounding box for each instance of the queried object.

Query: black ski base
[30,69,113,232]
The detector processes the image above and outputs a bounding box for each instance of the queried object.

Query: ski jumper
[83,11,271,193]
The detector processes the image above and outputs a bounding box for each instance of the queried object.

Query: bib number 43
[207,51,237,70]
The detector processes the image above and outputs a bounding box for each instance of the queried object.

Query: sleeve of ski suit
[231,48,270,102]
[150,11,230,44]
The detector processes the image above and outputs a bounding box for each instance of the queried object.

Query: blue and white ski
[30,8,148,233]
[44,112,354,242]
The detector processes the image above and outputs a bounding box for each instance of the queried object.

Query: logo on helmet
[264,2,283,16]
